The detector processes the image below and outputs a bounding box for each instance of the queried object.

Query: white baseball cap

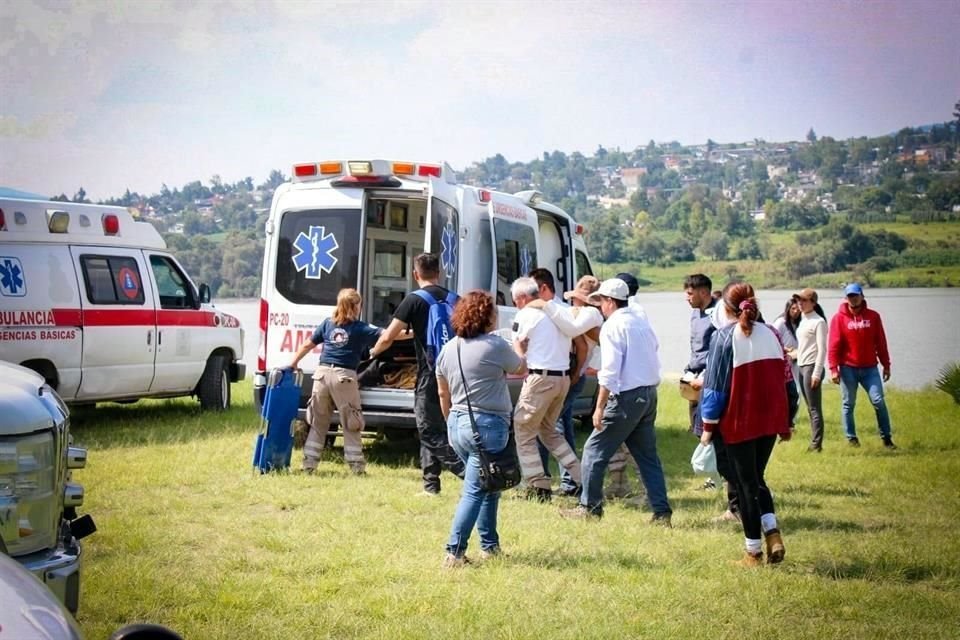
[587,278,630,303]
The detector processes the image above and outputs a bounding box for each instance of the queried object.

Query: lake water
[215,288,960,390]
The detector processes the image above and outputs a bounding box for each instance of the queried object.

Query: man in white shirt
[526,273,603,496]
[511,276,583,502]
[561,278,672,524]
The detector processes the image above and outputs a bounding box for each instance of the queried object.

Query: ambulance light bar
[47,210,70,233]
[103,213,120,235]
[0,208,5,230]
[319,161,342,175]
[348,161,372,175]
[478,189,491,203]
[291,160,446,183]
[575,224,584,235]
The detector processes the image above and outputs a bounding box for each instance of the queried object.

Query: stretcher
[252,368,303,473]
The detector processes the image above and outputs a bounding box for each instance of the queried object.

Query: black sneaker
[848,437,861,447]
[882,436,897,450]
[807,444,822,453]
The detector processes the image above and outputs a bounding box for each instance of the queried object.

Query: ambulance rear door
[267,188,364,373]
[70,246,157,399]
[424,177,461,292]
[486,194,539,329]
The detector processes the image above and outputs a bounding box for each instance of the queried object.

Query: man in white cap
[561,278,672,524]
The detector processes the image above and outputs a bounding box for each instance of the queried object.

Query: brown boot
[735,551,764,568]
[765,530,785,564]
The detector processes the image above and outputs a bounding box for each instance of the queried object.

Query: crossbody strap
[456,339,483,445]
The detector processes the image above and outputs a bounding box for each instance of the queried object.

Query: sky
[1,0,958,201]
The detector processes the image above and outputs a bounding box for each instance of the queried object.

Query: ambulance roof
[0,198,166,249]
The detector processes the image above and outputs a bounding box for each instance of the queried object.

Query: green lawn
[71,381,960,639]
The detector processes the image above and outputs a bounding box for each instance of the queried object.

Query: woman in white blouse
[794,288,828,452]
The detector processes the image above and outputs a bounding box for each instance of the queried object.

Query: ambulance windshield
[275,208,360,306]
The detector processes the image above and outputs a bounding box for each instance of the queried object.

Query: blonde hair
[332,288,362,325]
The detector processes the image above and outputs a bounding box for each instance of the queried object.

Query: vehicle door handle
[158,330,162,346]
[147,331,152,346]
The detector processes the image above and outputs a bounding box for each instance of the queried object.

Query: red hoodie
[828,299,891,375]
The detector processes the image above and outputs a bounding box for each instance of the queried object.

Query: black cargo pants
[414,374,465,493]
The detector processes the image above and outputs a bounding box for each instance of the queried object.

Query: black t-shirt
[393,284,450,384]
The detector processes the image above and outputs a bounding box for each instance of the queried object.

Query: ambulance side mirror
[198,283,211,305]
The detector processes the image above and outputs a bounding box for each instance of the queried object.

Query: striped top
[700,322,790,444]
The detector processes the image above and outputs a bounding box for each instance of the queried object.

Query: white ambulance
[256,159,596,432]
[0,198,245,410]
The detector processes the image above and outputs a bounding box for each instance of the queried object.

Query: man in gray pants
[560,278,672,524]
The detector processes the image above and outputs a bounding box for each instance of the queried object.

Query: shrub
[935,362,960,406]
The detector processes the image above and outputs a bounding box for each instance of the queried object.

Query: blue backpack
[412,288,459,367]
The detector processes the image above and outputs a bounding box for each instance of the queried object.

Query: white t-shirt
[513,306,572,370]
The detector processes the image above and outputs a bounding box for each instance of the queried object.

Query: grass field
[70,381,960,639]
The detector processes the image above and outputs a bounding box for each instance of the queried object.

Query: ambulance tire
[198,354,230,411]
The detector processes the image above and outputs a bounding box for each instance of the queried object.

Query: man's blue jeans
[537,375,586,493]
[445,410,509,557]
[580,386,671,516]
[839,365,892,440]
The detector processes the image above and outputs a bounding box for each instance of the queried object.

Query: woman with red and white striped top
[700,282,792,567]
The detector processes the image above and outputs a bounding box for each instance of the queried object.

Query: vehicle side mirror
[198,283,211,305]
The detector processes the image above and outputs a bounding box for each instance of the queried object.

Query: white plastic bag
[690,442,717,475]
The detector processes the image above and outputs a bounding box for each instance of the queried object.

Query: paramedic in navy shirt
[369,253,466,495]
[289,288,381,475]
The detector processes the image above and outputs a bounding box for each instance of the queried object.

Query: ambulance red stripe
[46,308,217,327]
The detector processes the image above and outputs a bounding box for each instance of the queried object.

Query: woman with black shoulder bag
[435,290,527,568]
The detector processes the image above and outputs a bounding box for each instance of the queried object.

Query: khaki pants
[514,374,581,490]
[303,365,365,472]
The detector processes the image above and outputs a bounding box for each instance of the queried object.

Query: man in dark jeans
[685,274,740,523]
[370,253,465,495]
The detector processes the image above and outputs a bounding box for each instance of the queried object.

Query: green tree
[697,229,729,260]
[585,212,624,262]
[806,128,817,143]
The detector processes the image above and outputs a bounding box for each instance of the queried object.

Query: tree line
[54,103,960,296]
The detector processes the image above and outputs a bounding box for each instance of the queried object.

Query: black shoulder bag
[456,340,522,492]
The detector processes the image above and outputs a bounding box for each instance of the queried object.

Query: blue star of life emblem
[440,222,457,273]
[291,225,339,279]
[519,244,532,276]
[0,257,26,296]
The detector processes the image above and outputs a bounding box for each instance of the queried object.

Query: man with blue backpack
[370,253,466,495]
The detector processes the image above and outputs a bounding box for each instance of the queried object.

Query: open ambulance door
[424,177,461,293]
[486,195,539,330]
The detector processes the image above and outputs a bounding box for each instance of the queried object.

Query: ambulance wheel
[198,355,230,411]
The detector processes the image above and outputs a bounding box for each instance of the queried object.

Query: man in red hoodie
[828,283,896,449]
